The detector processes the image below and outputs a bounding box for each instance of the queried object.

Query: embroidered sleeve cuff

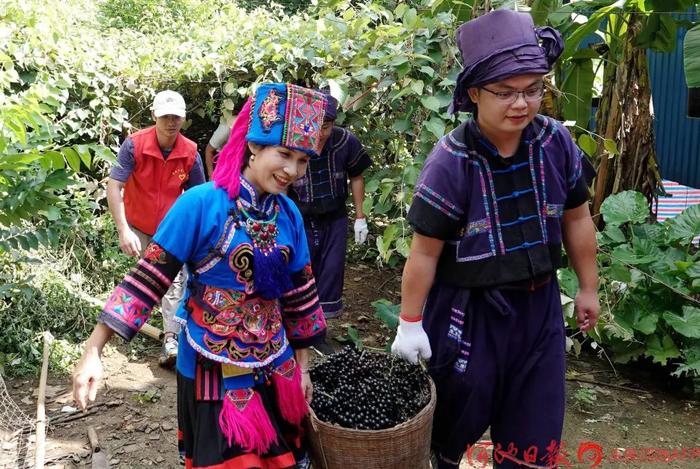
[288,329,327,349]
[98,285,154,341]
[281,265,327,345]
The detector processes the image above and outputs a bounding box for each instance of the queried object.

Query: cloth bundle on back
[392,9,600,469]
[73,83,329,469]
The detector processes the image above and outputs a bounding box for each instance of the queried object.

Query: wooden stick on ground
[35,331,54,469]
[140,323,163,341]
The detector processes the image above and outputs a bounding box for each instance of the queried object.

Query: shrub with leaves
[559,191,700,392]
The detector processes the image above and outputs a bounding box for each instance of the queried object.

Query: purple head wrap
[451,9,564,113]
[323,93,338,121]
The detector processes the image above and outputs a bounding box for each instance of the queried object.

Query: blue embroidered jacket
[98,179,327,387]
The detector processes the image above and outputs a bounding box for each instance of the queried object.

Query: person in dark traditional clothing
[391,10,600,469]
[289,94,372,319]
[73,83,328,469]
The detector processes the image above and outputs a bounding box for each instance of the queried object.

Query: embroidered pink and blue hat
[212,83,327,199]
[247,83,327,156]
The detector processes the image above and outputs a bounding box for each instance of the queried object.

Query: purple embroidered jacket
[408,115,587,288]
[290,127,371,217]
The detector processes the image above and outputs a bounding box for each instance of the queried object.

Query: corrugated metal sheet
[648,10,700,188]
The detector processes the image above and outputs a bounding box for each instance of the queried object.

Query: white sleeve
[208,123,231,150]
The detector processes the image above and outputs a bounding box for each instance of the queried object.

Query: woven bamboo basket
[306,375,436,469]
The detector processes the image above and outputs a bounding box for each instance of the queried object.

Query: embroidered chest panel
[189,286,284,363]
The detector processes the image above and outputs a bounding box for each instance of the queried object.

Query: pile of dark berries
[310,346,430,430]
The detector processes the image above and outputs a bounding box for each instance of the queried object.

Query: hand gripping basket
[306,376,436,469]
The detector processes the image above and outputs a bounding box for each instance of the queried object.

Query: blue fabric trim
[505,240,544,253]
[492,161,529,174]
[496,188,535,201]
[500,214,539,228]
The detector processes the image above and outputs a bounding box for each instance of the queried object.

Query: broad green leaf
[410,80,424,96]
[392,119,410,132]
[223,81,236,95]
[326,79,348,107]
[645,334,681,365]
[403,8,418,28]
[561,58,594,130]
[610,244,657,265]
[395,236,411,258]
[578,133,597,157]
[530,0,561,26]
[372,299,400,330]
[362,197,373,216]
[44,206,61,221]
[5,119,27,146]
[561,1,625,61]
[634,13,677,53]
[667,204,700,245]
[663,307,700,338]
[686,262,700,278]
[610,341,645,364]
[603,138,619,156]
[74,145,92,169]
[633,312,659,335]
[599,191,649,226]
[421,96,441,113]
[61,147,81,172]
[382,224,398,248]
[557,268,578,298]
[602,225,627,244]
[424,117,445,139]
[684,24,700,88]
[672,344,700,377]
[606,263,632,283]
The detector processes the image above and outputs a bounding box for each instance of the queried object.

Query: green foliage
[573,387,598,411]
[372,298,400,330]
[684,25,700,88]
[561,191,700,388]
[0,208,131,376]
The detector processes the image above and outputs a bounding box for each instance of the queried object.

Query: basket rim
[309,373,437,435]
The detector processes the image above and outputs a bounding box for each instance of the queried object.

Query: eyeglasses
[479,85,545,104]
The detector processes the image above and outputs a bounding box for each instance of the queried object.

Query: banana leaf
[685,24,700,117]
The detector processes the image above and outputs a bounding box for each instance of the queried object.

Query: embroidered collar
[238,176,275,217]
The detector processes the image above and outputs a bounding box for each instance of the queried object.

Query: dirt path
[3,264,699,468]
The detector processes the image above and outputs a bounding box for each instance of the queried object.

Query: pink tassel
[271,359,309,426]
[212,98,253,200]
[218,389,278,454]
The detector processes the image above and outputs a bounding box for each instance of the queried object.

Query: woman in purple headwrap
[391,10,600,469]
[72,83,328,469]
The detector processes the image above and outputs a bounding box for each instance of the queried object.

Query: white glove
[391,318,432,364]
[354,217,368,244]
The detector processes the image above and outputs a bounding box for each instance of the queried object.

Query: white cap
[151,90,186,118]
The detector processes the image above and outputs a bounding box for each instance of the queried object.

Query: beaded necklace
[236,200,281,254]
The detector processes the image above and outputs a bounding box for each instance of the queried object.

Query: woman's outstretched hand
[72,351,103,411]
[72,323,113,411]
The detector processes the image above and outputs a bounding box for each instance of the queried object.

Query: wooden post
[35,331,53,469]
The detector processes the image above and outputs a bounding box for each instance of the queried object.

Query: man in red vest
[107,90,205,367]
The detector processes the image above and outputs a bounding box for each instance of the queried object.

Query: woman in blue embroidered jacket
[72,83,328,469]
[391,10,600,469]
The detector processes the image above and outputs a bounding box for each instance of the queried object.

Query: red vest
[123,126,198,236]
